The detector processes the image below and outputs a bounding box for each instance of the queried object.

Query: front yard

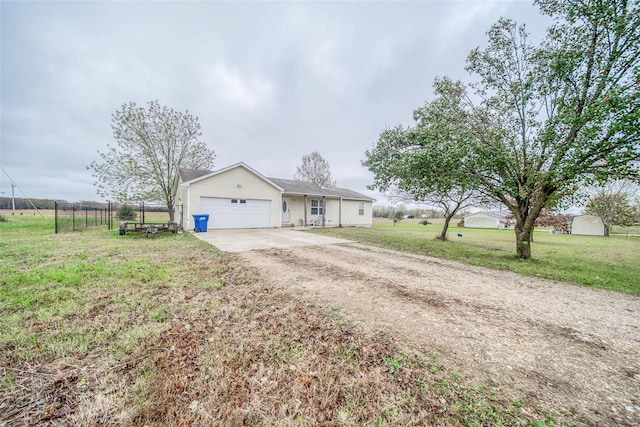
[0,217,553,426]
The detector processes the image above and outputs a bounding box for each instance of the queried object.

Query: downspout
[322,196,326,227]
[304,195,307,226]
[339,197,342,227]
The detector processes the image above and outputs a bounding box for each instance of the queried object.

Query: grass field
[0,216,555,426]
[311,218,640,295]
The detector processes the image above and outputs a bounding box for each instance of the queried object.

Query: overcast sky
[1,0,549,203]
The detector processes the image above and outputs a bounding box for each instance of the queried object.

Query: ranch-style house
[176,163,375,230]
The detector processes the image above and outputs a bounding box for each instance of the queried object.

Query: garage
[200,197,272,229]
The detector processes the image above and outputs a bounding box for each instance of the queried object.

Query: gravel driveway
[238,242,640,426]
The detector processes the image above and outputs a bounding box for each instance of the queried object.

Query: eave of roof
[179,163,375,202]
[268,177,375,201]
[179,162,284,191]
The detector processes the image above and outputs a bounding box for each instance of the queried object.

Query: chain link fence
[54,201,183,234]
[54,202,112,233]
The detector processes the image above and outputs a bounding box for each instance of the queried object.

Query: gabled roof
[178,163,375,202]
[178,163,284,191]
[267,178,375,201]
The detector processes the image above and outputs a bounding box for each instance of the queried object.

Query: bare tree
[294,151,336,187]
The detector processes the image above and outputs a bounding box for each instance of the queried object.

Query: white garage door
[200,197,272,229]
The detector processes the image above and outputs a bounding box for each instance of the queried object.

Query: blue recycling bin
[193,214,210,232]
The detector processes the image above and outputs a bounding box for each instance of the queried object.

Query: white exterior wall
[571,215,605,236]
[176,186,188,228]
[181,167,282,229]
[464,213,499,229]
[287,198,372,227]
[340,199,372,226]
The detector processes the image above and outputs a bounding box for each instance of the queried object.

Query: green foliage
[363,78,479,241]
[365,1,640,259]
[88,100,215,221]
[586,191,639,233]
[117,204,137,221]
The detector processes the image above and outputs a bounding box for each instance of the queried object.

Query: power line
[0,166,51,224]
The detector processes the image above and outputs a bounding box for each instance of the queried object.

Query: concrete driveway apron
[192,228,352,252]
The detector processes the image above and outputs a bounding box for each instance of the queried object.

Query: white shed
[571,215,606,236]
[463,212,505,229]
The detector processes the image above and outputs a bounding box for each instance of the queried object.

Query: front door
[281,198,291,223]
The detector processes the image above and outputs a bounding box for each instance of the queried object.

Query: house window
[240,199,247,204]
[310,199,325,215]
[358,202,365,216]
[231,199,238,204]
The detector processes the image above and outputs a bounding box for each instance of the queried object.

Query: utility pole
[11,184,16,214]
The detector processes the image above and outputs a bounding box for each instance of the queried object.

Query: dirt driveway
[237,242,640,426]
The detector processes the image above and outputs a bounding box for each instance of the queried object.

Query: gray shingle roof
[268,177,375,201]
[178,168,212,182]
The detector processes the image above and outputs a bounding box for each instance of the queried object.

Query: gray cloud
[1,0,547,202]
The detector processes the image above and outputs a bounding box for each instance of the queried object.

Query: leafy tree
[534,210,571,234]
[392,209,404,226]
[465,1,640,258]
[366,0,640,259]
[364,78,480,241]
[585,182,639,235]
[294,151,336,187]
[89,100,215,222]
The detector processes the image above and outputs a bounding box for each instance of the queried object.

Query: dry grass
[0,218,544,426]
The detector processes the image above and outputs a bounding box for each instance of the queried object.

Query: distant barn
[463,211,506,229]
[571,215,606,236]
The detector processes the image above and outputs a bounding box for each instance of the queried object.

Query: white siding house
[177,163,375,230]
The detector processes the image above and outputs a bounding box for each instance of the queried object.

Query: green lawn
[311,218,640,294]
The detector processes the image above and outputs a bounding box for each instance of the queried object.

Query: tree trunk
[515,221,533,259]
[438,215,453,241]
[168,203,175,223]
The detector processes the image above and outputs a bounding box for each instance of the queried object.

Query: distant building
[571,215,606,236]
[463,211,507,229]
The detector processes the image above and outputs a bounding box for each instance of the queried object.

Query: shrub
[419,220,430,225]
[0,214,7,222]
[117,204,137,221]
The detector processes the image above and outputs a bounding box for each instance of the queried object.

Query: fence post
[55,201,58,234]
[72,204,75,231]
